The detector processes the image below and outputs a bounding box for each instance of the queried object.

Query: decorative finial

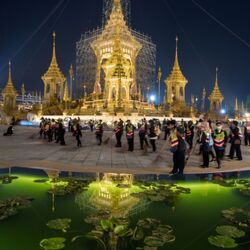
[215,67,219,87]
[8,61,12,83]
[174,36,180,68]
[52,32,56,61]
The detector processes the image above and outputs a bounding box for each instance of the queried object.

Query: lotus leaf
[208,235,238,248]
[144,247,157,250]
[133,227,144,241]
[40,237,66,250]
[88,230,104,238]
[0,196,33,221]
[137,218,160,229]
[222,208,250,227]
[239,188,250,196]
[46,218,71,232]
[0,175,18,184]
[114,225,127,235]
[101,219,113,231]
[216,225,245,238]
[144,236,165,247]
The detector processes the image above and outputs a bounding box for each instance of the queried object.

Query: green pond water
[0,169,250,250]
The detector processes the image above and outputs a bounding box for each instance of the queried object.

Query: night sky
[0,0,249,110]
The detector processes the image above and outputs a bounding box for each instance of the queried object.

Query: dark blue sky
[0,0,249,109]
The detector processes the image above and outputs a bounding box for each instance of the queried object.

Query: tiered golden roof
[208,68,224,102]
[42,32,66,82]
[2,62,17,96]
[91,0,141,54]
[105,27,130,80]
[166,37,188,85]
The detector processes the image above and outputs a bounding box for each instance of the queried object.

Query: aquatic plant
[222,208,250,228]
[131,181,191,206]
[0,196,33,221]
[48,178,90,196]
[0,175,18,184]
[46,218,72,232]
[208,208,250,248]
[40,237,66,250]
[73,214,175,250]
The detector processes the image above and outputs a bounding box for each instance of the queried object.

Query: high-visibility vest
[126,125,134,138]
[170,130,179,148]
[213,131,225,148]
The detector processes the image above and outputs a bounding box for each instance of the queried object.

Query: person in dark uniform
[58,123,66,145]
[229,121,242,160]
[185,120,194,150]
[200,123,213,168]
[138,119,148,150]
[75,123,82,147]
[244,121,250,146]
[212,121,228,168]
[114,119,123,147]
[148,120,157,152]
[126,120,135,152]
[3,125,13,136]
[95,120,103,145]
[167,120,186,174]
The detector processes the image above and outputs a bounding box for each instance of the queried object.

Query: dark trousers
[127,138,134,151]
[172,150,186,174]
[203,151,210,167]
[116,133,122,147]
[60,136,65,145]
[245,134,250,146]
[186,136,193,149]
[229,143,242,160]
[76,135,81,147]
[150,139,156,152]
[139,133,148,149]
[164,129,169,140]
[96,134,102,145]
[214,148,225,167]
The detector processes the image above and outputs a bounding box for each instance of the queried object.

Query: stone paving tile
[0,126,250,174]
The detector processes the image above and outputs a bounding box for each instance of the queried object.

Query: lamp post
[157,67,162,107]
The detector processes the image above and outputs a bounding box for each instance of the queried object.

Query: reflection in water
[75,173,149,218]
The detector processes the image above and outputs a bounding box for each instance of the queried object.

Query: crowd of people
[37,116,249,175]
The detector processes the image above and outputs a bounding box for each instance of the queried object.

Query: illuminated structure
[80,0,155,114]
[42,32,66,103]
[1,62,17,113]
[76,0,156,99]
[165,37,188,105]
[102,0,131,26]
[208,68,224,113]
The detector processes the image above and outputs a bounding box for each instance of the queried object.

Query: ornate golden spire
[234,97,239,111]
[208,67,224,102]
[2,61,17,95]
[42,32,65,81]
[166,36,188,84]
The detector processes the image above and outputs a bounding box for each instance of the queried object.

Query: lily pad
[144,236,165,247]
[0,196,33,221]
[208,235,238,248]
[40,237,66,250]
[133,227,144,241]
[216,225,245,238]
[100,219,113,231]
[46,218,71,232]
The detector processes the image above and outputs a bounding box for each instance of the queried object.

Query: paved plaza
[0,125,250,175]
